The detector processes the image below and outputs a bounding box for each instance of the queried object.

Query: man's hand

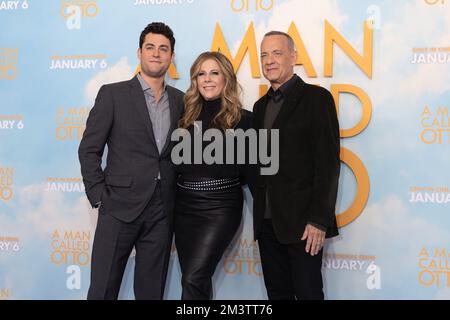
[301,224,325,256]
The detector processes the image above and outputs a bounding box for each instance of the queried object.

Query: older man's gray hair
[264,31,296,52]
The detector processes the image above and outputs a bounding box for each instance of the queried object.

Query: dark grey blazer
[78,76,184,223]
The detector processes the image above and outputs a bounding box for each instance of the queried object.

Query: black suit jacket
[78,76,184,223]
[253,76,340,244]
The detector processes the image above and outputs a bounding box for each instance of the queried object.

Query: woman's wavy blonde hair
[179,51,243,130]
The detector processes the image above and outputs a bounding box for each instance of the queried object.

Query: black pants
[174,184,243,300]
[87,182,172,300]
[258,219,324,300]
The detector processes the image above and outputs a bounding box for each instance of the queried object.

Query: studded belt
[177,177,240,191]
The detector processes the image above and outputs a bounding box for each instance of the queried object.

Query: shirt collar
[137,72,167,97]
[267,74,298,102]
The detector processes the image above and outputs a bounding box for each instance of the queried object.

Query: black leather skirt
[174,176,243,300]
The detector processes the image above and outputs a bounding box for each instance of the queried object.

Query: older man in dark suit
[253,31,341,300]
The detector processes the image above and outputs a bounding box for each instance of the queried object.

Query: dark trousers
[258,219,324,300]
[87,182,172,300]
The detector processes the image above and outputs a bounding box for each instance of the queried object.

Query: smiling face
[196,58,226,101]
[138,32,173,79]
[260,34,297,90]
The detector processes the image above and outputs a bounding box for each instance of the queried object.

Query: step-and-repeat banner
[1,0,449,300]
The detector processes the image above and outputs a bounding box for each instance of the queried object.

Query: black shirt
[263,74,299,130]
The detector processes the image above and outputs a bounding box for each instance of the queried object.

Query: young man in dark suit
[78,22,184,300]
[253,31,340,300]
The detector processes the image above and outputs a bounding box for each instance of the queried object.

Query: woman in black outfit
[174,51,253,300]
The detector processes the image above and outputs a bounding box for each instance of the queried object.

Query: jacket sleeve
[238,110,257,196]
[307,88,341,228]
[78,85,113,208]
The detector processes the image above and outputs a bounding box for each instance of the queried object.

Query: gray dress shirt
[137,73,171,178]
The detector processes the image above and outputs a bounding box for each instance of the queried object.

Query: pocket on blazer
[105,175,133,188]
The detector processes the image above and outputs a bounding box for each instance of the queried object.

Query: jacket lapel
[160,86,179,156]
[129,76,158,148]
[255,95,269,130]
[271,77,306,129]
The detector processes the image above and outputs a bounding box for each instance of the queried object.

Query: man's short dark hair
[139,22,175,53]
[264,31,296,52]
